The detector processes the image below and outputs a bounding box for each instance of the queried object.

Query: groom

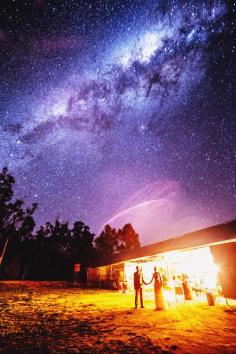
[133,265,144,309]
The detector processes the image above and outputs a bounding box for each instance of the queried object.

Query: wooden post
[0,237,9,269]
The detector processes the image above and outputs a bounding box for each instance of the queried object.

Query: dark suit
[134,270,144,308]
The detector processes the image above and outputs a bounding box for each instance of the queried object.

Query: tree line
[0,167,140,280]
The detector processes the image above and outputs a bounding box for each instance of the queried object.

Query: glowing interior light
[124,246,220,295]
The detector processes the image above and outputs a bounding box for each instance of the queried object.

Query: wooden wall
[210,241,236,300]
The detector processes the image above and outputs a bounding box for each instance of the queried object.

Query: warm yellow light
[124,246,220,294]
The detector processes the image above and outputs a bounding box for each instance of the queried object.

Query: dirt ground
[0,282,236,354]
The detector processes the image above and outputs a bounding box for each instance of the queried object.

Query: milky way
[0,1,235,244]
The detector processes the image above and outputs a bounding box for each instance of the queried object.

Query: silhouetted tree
[30,220,72,280]
[28,220,95,280]
[118,223,140,251]
[0,167,37,278]
[94,224,119,256]
[71,221,95,281]
[94,223,140,257]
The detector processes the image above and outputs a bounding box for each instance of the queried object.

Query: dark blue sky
[0,0,235,244]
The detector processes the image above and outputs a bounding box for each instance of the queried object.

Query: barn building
[87,219,236,300]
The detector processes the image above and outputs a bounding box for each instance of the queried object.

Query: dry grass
[0,281,236,353]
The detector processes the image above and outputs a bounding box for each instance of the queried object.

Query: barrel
[182,282,193,300]
[206,292,215,306]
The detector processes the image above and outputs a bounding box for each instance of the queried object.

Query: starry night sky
[0,0,235,244]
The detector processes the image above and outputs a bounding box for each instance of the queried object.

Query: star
[0,0,235,243]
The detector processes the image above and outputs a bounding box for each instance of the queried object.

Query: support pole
[0,237,9,269]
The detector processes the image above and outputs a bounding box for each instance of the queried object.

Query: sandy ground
[0,282,236,354]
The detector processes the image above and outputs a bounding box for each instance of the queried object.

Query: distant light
[52,103,67,116]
